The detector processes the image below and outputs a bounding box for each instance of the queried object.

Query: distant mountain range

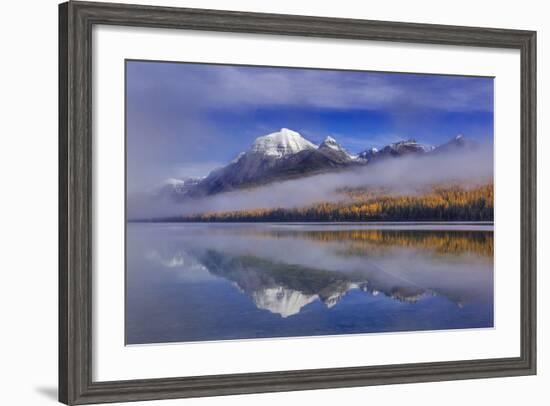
[157,128,478,201]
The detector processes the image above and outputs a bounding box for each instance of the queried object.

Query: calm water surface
[126,223,493,344]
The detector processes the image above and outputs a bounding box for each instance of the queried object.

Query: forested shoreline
[173,184,494,223]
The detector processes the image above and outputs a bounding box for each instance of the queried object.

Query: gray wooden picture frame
[59,1,537,404]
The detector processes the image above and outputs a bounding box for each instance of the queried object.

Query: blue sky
[126,60,493,192]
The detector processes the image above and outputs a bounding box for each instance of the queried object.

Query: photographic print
[125,60,494,345]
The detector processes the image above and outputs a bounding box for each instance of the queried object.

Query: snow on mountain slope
[251,287,319,318]
[158,131,477,200]
[319,136,341,150]
[433,134,478,154]
[357,147,379,161]
[156,177,203,200]
[319,135,353,157]
[249,128,317,158]
[162,177,202,189]
[383,139,434,154]
[358,139,434,161]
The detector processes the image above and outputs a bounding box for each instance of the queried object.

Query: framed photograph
[59,1,536,404]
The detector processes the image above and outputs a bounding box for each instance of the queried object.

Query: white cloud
[175,66,493,113]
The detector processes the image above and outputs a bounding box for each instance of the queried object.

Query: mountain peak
[386,139,434,154]
[433,134,477,154]
[320,135,347,152]
[155,177,203,200]
[159,130,477,200]
[357,147,379,161]
[280,127,296,135]
[250,128,317,158]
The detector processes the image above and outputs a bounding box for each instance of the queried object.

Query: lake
[126,222,494,344]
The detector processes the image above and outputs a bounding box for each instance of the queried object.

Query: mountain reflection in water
[126,223,493,344]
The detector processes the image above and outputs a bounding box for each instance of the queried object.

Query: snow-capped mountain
[162,177,202,191]
[358,139,434,162]
[433,134,478,154]
[184,128,357,197]
[357,147,379,161]
[319,136,347,153]
[249,128,317,158]
[155,177,203,201]
[161,131,476,200]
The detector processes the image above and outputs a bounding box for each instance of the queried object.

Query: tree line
[181,183,494,222]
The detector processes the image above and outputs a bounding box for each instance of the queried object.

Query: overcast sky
[126,60,494,193]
